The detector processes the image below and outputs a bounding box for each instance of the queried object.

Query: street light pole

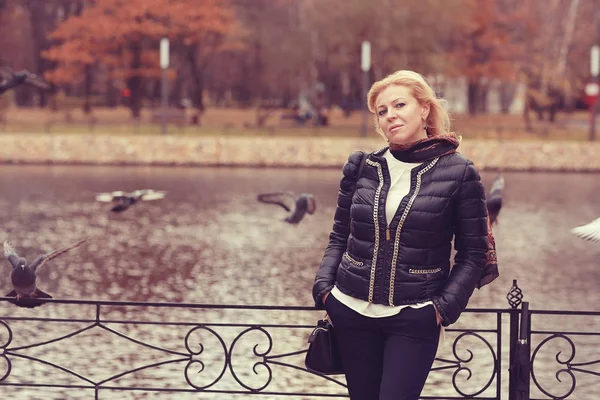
[160,38,170,135]
[361,41,371,138]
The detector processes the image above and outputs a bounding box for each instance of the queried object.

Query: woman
[312,70,498,400]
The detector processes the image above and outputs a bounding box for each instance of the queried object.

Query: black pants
[325,294,440,400]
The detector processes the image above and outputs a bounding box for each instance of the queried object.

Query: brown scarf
[479,217,499,289]
[388,133,461,163]
[388,132,499,290]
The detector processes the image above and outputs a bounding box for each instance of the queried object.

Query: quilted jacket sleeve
[432,161,488,326]
[312,151,364,308]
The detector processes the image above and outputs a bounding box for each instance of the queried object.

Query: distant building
[427,75,525,115]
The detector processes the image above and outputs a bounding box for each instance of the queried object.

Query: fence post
[507,279,523,400]
[518,301,531,399]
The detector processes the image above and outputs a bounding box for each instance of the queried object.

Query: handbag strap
[348,151,367,223]
[319,153,367,323]
[356,151,368,185]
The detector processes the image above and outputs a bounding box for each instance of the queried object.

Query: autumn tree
[43,0,235,117]
[445,0,531,115]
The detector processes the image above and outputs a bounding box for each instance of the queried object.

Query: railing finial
[507,279,523,309]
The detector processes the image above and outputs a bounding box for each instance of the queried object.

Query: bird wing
[3,241,18,258]
[488,175,505,198]
[2,67,50,90]
[571,218,600,243]
[257,191,296,212]
[3,241,21,268]
[0,70,25,94]
[21,70,51,90]
[30,237,88,272]
[95,191,127,202]
[138,189,167,201]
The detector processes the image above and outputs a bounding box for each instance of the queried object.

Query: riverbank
[0,134,599,171]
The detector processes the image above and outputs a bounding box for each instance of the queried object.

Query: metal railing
[0,281,598,399]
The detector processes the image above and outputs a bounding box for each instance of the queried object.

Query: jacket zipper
[387,158,439,306]
[365,159,384,303]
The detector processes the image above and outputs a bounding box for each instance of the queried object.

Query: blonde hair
[367,70,450,138]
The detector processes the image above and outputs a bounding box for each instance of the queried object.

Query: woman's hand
[433,304,443,326]
[322,291,330,305]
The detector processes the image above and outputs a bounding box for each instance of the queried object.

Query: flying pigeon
[95,189,167,212]
[0,67,50,94]
[4,237,87,308]
[257,191,317,224]
[571,218,600,243]
[486,175,504,225]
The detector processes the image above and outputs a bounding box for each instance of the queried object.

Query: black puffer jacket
[313,148,489,326]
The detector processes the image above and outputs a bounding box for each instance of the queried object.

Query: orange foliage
[42,0,235,84]
[447,0,533,82]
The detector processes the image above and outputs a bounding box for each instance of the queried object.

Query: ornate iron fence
[0,281,597,399]
[528,308,600,400]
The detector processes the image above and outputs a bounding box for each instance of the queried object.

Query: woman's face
[375,84,430,145]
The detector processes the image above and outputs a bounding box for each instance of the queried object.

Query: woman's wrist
[433,304,443,325]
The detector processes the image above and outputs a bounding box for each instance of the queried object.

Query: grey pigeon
[4,238,87,308]
[257,191,317,224]
[486,175,504,225]
[0,67,50,94]
[571,217,600,243]
[95,189,167,213]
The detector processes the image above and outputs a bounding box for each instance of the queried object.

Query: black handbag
[305,315,344,375]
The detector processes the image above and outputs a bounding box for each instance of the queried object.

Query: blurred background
[1,0,600,138]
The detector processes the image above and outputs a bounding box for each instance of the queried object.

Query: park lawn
[0,106,593,141]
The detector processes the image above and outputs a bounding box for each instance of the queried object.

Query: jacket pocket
[408,268,442,275]
[339,252,370,280]
[343,252,364,267]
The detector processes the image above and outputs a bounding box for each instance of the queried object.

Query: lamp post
[160,37,170,135]
[360,41,371,138]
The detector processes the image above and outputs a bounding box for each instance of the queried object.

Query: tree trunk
[467,81,478,116]
[126,41,143,118]
[186,45,205,112]
[127,41,143,119]
[27,0,54,107]
[556,0,580,77]
[105,74,119,108]
[169,70,184,106]
[83,64,92,114]
[477,82,489,114]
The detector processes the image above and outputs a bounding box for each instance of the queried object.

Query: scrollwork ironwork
[184,325,228,390]
[0,320,12,382]
[0,298,523,398]
[228,326,273,392]
[450,331,498,398]
[531,333,577,399]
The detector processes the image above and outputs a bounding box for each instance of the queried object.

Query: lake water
[0,165,598,399]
